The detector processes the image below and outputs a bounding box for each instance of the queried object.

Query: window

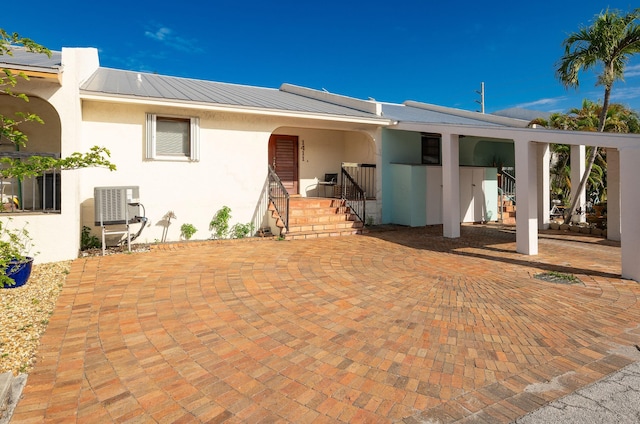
[146,114,199,161]
[421,133,441,165]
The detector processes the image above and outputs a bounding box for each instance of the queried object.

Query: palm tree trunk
[562,85,611,224]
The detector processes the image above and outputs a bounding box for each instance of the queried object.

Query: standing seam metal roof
[0,47,61,72]
[381,103,505,127]
[80,68,386,120]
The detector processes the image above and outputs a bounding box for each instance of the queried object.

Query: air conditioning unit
[94,186,140,226]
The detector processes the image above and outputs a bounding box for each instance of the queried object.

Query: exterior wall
[382,129,498,225]
[275,127,375,198]
[0,48,99,264]
[381,129,420,223]
[459,137,515,167]
[79,102,275,244]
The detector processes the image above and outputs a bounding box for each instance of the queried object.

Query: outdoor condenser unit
[94,186,140,226]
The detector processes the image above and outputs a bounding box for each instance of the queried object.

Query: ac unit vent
[94,186,140,226]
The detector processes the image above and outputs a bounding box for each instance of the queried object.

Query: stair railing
[340,167,366,223]
[268,165,290,232]
[499,167,516,222]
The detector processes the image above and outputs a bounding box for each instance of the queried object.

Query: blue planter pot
[3,257,34,288]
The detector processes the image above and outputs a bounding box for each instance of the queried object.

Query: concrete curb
[0,372,27,424]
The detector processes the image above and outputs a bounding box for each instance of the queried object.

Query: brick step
[289,198,345,208]
[290,206,350,216]
[286,227,367,240]
[288,220,363,233]
[289,213,358,225]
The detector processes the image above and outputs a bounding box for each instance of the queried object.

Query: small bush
[81,226,101,250]
[180,223,197,240]
[230,222,255,239]
[210,206,231,239]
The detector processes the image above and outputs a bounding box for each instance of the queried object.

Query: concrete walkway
[10,225,640,423]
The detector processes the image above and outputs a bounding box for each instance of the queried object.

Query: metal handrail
[499,168,516,222]
[268,165,290,231]
[341,162,376,200]
[340,167,366,223]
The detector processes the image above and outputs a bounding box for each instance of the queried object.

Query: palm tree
[556,7,640,223]
[530,100,640,206]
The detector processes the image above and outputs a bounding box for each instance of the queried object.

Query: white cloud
[611,86,640,101]
[624,64,640,78]
[145,27,171,42]
[515,96,568,109]
[144,25,203,53]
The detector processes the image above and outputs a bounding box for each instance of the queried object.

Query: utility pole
[475,82,485,114]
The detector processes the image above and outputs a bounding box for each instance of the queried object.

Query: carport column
[606,148,621,241]
[620,146,640,282]
[537,143,550,230]
[570,145,586,222]
[514,138,538,255]
[442,132,460,238]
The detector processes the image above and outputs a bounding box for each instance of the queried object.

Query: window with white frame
[146,114,200,161]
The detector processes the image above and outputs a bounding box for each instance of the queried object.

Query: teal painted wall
[382,129,422,222]
[382,130,511,224]
[460,137,515,167]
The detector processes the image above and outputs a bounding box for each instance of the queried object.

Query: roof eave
[404,100,530,128]
[393,121,640,149]
[1,65,62,84]
[79,91,393,127]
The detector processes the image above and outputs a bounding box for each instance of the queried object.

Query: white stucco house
[1,47,639,282]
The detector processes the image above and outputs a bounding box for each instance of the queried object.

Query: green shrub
[230,222,255,239]
[209,206,231,239]
[80,226,101,250]
[180,223,197,240]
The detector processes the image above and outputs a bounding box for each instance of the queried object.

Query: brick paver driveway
[12,225,640,423]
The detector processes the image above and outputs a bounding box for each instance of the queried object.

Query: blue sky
[8,1,640,114]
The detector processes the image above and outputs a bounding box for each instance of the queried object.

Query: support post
[620,146,640,282]
[606,148,620,241]
[537,143,550,230]
[442,133,460,238]
[515,139,538,255]
[570,145,586,223]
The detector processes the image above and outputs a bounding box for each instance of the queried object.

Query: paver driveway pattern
[11,225,640,423]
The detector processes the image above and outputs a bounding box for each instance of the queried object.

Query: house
[1,47,640,282]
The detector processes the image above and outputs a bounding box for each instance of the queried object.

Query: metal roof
[382,103,507,127]
[81,68,387,121]
[0,47,62,73]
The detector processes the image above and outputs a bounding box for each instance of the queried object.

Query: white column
[620,146,640,282]
[537,143,550,230]
[570,145,586,222]
[606,148,620,241]
[442,133,460,238]
[515,138,538,255]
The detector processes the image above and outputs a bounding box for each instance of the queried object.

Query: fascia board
[393,121,640,149]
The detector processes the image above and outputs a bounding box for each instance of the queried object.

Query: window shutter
[145,114,156,159]
[190,117,200,161]
[156,118,189,156]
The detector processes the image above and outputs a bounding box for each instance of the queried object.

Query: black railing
[268,165,290,232]
[499,167,516,222]
[340,167,366,223]
[341,162,376,199]
[0,152,61,214]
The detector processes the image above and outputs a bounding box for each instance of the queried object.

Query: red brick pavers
[11,225,640,423]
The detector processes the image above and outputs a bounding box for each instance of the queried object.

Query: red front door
[268,134,299,195]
